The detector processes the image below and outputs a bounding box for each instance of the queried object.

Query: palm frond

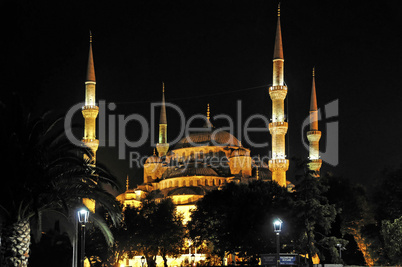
[90,213,115,246]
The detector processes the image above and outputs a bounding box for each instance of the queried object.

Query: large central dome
[174,129,242,149]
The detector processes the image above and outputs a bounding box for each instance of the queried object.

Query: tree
[0,97,122,266]
[321,173,368,265]
[373,166,402,222]
[28,221,72,267]
[188,180,293,264]
[292,172,346,266]
[359,165,402,265]
[381,216,402,265]
[114,198,186,267]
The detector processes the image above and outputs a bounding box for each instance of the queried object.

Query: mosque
[80,4,322,267]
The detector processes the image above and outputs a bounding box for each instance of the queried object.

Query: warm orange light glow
[349,225,376,266]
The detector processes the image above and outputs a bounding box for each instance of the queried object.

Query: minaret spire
[159,82,167,125]
[307,67,322,175]
[310,67,318,114]
[273,3,284,61]
[86,31,96,83]
[268,3,288,187]
[82,32,99,212]
[156,82,169,157]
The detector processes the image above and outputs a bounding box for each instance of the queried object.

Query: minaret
[268,3,289,187]
[307,68,322,175]
[82,32,99,164]
[156,82,169,157]
[82,32,98,213]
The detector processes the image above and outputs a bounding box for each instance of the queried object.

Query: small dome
[229,148,249,157]
[145,155,162,164]
[174,130,242,149]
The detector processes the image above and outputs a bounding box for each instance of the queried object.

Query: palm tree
[0,96,121,266]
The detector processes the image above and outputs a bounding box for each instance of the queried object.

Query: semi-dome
[174,130,242,149]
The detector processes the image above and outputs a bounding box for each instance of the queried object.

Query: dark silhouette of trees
[29,221,72,267]
[292,172,346,267]
[0,97,121,266]
[320,173,367,265]
[113,198,186,267]
[188,180,293,264]
[188,176,347,266]
[359,165,402,265]
[380,216,402,265]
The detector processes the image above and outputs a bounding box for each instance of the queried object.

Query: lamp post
[141,256,145,267]
[273,218,283,267]
[78,208,89,267]
[336,244,345,263]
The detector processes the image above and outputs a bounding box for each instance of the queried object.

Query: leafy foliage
[113,198,186,267]
[188,180,293,262]
[29,221,72,267]
[0,96,122,265]
[360,165,402,265]
[320,173,368,265]
[381,216,402,265]
[292,172,346,266]
[373,166,402,222]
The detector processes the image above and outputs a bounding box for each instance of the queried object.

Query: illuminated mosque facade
[114,6,321,216]
[80,5,322,267]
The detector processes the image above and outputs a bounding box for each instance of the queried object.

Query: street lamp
[78,208,89,267]
[273,218,283,267]
[141,256,145,267]
[336,244,345,263]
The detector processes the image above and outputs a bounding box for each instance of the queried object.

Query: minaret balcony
[82,106,99,119]
[269,122,288,135]
[269,159,289,172]
[269,85,288,100]
[82,105,99,111]
[82,139,99,151]
[307,159,322,171]
[307,130,321,142]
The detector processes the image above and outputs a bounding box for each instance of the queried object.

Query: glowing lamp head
[273,218,283,233]
[78,208,89,224]
[141,256,145,264]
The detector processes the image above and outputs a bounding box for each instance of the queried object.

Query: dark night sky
[1,0,402,193]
